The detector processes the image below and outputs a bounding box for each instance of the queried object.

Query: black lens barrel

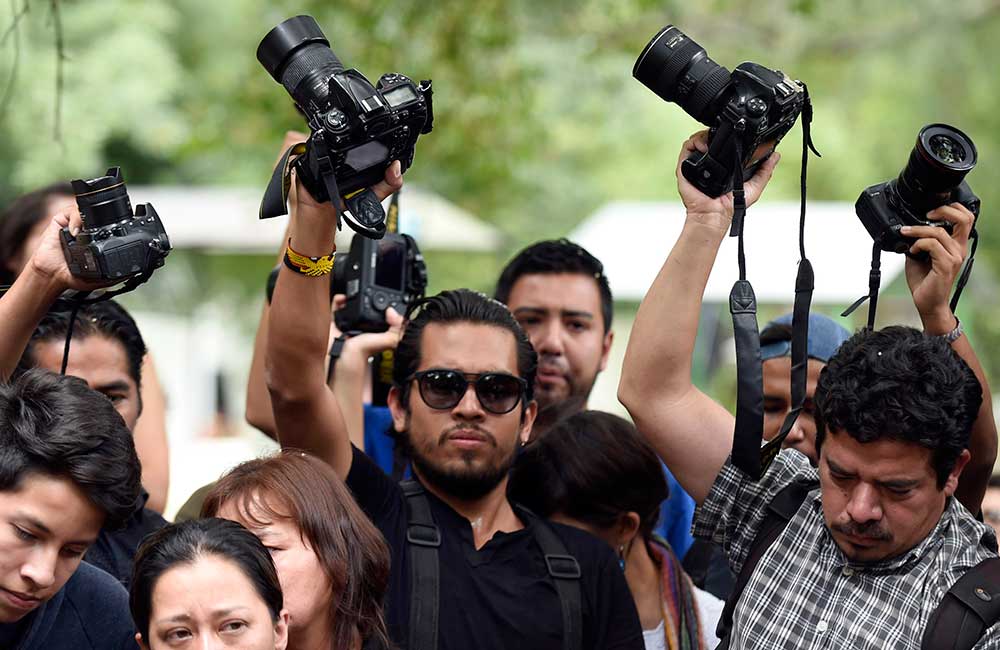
[634,25,731,126]
[72,167,132,229]
[896,123,977,210]
[257,15,344,106]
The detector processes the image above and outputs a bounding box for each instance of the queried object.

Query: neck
[418,472,522,549]
[624,538,664,631]
[288,616,339,650]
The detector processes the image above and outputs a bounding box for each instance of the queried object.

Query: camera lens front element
[71,167,133,230]
[928,134,967,165]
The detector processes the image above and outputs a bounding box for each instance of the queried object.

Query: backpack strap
[401,480,441,650]
[520,507,583,650]
[715,479,816,647]
[921,557,1000,650]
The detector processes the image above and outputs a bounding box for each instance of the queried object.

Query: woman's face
[216,500,334,638]
[139,554,288,650]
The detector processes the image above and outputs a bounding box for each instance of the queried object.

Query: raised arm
[133,353,170,513]
[618,132,779,503]
[267,164,402,478]
[902,204,997,514]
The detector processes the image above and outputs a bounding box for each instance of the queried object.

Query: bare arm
[903,204,997,513]
[267,164,402,478]
[618,133,780,504]
[133,353,170,513]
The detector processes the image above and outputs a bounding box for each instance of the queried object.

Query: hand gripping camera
[856,124,979,254]
[634,25,812,198]
[60,167,171,282]
[332,232,427,333]
[257,15,433,238]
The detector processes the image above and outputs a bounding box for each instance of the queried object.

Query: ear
[136,633,149,650]
[943,449,971,497]
[519,399,539,445]
[274,609,291,650]
[614,511,641,548]
[388,386,408,433]
[598,329,614,372]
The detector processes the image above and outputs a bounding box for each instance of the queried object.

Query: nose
[452,381,485,420]
[21,547,58,591]
[535,320,565,357]
[845,482,883,525]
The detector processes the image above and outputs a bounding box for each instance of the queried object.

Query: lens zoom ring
[687,65,731,121]
[658,38,705,95]
[280,44,342,94]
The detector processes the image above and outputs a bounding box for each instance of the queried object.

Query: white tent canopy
[569,200,906,304]
[129,184,502,253]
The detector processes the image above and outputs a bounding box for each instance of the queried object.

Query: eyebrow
[826,459,920,490]
[513,307,595,320]
[16,514,97,547]
[94,380,132,394]
[162,607,252,624]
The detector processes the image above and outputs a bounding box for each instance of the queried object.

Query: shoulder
[935,498,999,583]
[541,518,619,568]
[63,563,136,645]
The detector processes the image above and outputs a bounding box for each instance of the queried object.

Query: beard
[402,423,519,500]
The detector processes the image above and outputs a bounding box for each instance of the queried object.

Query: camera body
[856,124,979,255]
[60,167,170,282]
[258,15,433,238]
[634,25,807,197]
[332,232,427,333]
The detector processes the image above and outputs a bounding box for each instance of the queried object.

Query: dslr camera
[332,232,427,333]
[634,25,808,198]
[856,124,979,254]
[257,15,433,238]
[60,167,171,282]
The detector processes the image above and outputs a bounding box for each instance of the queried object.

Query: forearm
[246,300,278,439]
[0,266,64,380]
[925,315,997,513]
[620,214,728,405]
[619,214,734,503]
[266,199,352,475]
[332,355,368,450]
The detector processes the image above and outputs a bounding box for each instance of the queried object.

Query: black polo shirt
[346,445,643,650]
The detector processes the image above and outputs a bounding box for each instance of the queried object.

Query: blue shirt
[654,463,696,560]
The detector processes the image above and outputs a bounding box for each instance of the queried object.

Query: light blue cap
[760,313,852,363]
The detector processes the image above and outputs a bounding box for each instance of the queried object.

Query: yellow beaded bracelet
[283,239,335,277]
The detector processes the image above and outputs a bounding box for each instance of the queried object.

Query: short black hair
[0,369,141,529]
[814,326,981,488]
[394,288,537,406]
[130,518,284,642]
[0,181,74,284]
[508,410,667,543]
[759,322,793,346]
[494,239,613,333]
[22,300,146,393]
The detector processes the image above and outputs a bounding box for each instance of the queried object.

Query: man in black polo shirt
[268,165,643,649]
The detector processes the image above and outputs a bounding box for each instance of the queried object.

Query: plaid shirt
[693,450,1000,649]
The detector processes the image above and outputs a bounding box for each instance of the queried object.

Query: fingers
[372,161,403,202]
[676,130,710,174]
[332,294,347,311]
[905,230,965,280]
[744,151,780,203]
[385,306,404,329]
[924,203,974,248]
[275,131,308,168]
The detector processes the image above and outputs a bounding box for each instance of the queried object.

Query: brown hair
[202,450,390,649]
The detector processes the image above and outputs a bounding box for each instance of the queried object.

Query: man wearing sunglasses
[268,167,644,649]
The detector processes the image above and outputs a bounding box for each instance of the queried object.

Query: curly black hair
[494,239,613,333]
[814,326,981,488]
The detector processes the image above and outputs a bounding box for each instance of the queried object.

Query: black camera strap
[842,226,979,329]
[730,92,819,479]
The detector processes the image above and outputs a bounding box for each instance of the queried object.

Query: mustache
[438,424,496,446]
[831,520,893,542]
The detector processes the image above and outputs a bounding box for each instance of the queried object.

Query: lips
[1,587,41,612]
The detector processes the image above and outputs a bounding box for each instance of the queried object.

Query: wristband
[284,239,335,277]
[941,317,964,344]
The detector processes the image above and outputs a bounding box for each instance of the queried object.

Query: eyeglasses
[407,369,527,415]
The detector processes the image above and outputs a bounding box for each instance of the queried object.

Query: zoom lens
[71,167,132,230]
[633,25,732,126]
[257,15,344,110]
[896,123,977,211]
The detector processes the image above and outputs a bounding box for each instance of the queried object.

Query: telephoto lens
[257,15,343,111]
[895,123,977,214]
[633,25,732,126]
[72,168,133,230]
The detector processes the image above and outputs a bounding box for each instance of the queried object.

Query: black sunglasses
[407,369,527,415]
